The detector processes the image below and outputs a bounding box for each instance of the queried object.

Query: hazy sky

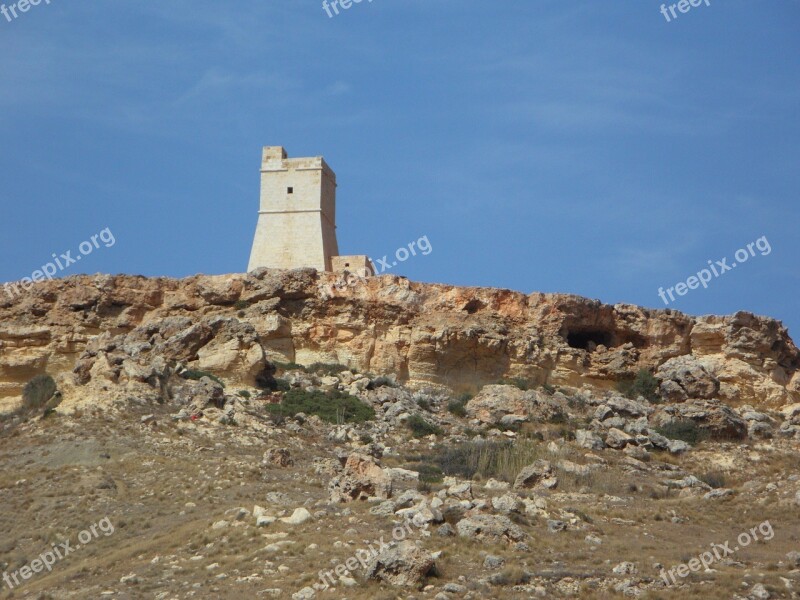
[1,1,798,337]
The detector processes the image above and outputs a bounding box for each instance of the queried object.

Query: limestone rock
[0,272,796,413]
[651,401,747,440]
[456,513,527,545]
[364,540,435,587]
[329,453,392,502]
[264,448,294,468]
[605,428,634,449]
[576,429,605,450]
[279,508,312,525]
[465,385,530,425]
[656,355,720,402]
[513,459,554,490]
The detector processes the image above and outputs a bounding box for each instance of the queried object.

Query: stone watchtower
[248,146,371,275]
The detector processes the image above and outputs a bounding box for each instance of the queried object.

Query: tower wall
[248,147,339,272]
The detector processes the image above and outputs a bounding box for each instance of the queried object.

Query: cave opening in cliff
[565,329,614,350]
[463,299,485,314]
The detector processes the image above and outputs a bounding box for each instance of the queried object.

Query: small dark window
[287,187,294,194]
[344,263,350,267]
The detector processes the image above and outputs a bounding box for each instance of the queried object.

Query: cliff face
[0,269,797,412]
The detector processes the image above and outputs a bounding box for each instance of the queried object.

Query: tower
[248,146,340,272]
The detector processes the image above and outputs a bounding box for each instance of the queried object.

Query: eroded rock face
[0,271,797,412]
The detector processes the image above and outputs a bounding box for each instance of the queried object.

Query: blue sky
[1,1,798,338]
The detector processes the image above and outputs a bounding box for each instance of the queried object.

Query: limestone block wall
[248,147,340,272]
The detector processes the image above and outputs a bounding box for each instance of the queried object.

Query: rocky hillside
[0,269,797,414]
[1,269,800,599]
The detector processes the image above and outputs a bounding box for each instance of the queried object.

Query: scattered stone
[547,520,567,533]
[513,460,554,490]
[605,428,633,449]
[447,481,473,500]
[364,540,436,587]
[456,514,527,545]
[329,453,392,502]
[491,493,524,514]
[280,508,312,525]
[612,562,637,575]
[576,429,605,450]
[265,448,294,468]
[703,488,734,500]
[483,554,505,570]
[292,587,316,600]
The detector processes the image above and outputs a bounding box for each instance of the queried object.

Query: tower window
[287,187,294,194]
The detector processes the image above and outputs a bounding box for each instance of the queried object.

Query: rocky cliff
[0,269,797,413]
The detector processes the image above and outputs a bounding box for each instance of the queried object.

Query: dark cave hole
[463,299,485,314]
[566,330,614,350]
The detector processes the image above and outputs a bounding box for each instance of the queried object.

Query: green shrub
[656,419,708,444]
[406,415,442,438]
[416,398,431,411]
[181,370,225,388]
[700,470,726,489]
[237,390,251,399]
[273,378,291,392]
[407,462,444,483]
[431,444,480,479]
[265,389,374,424]
[23,374,57,410]
[308,362,350,377]
[273,361,308,373]
[617,369,661,403]
[447,397,468,418]
[367,376,396,390]
[233,300,250,310]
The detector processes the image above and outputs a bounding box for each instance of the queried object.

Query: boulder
[465,385,529,425]
[491,493,524,514]
[279,508,312,525]
[605,396,652,418]
[576,429,606,450]
[264,448,294,468]
[513,460,555,490]
[605,428,634,449]
[364,540,436,587]
[456,514,527,545]
[651,401,747,440]
[329,453,392,502]
[656,355,720,402]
